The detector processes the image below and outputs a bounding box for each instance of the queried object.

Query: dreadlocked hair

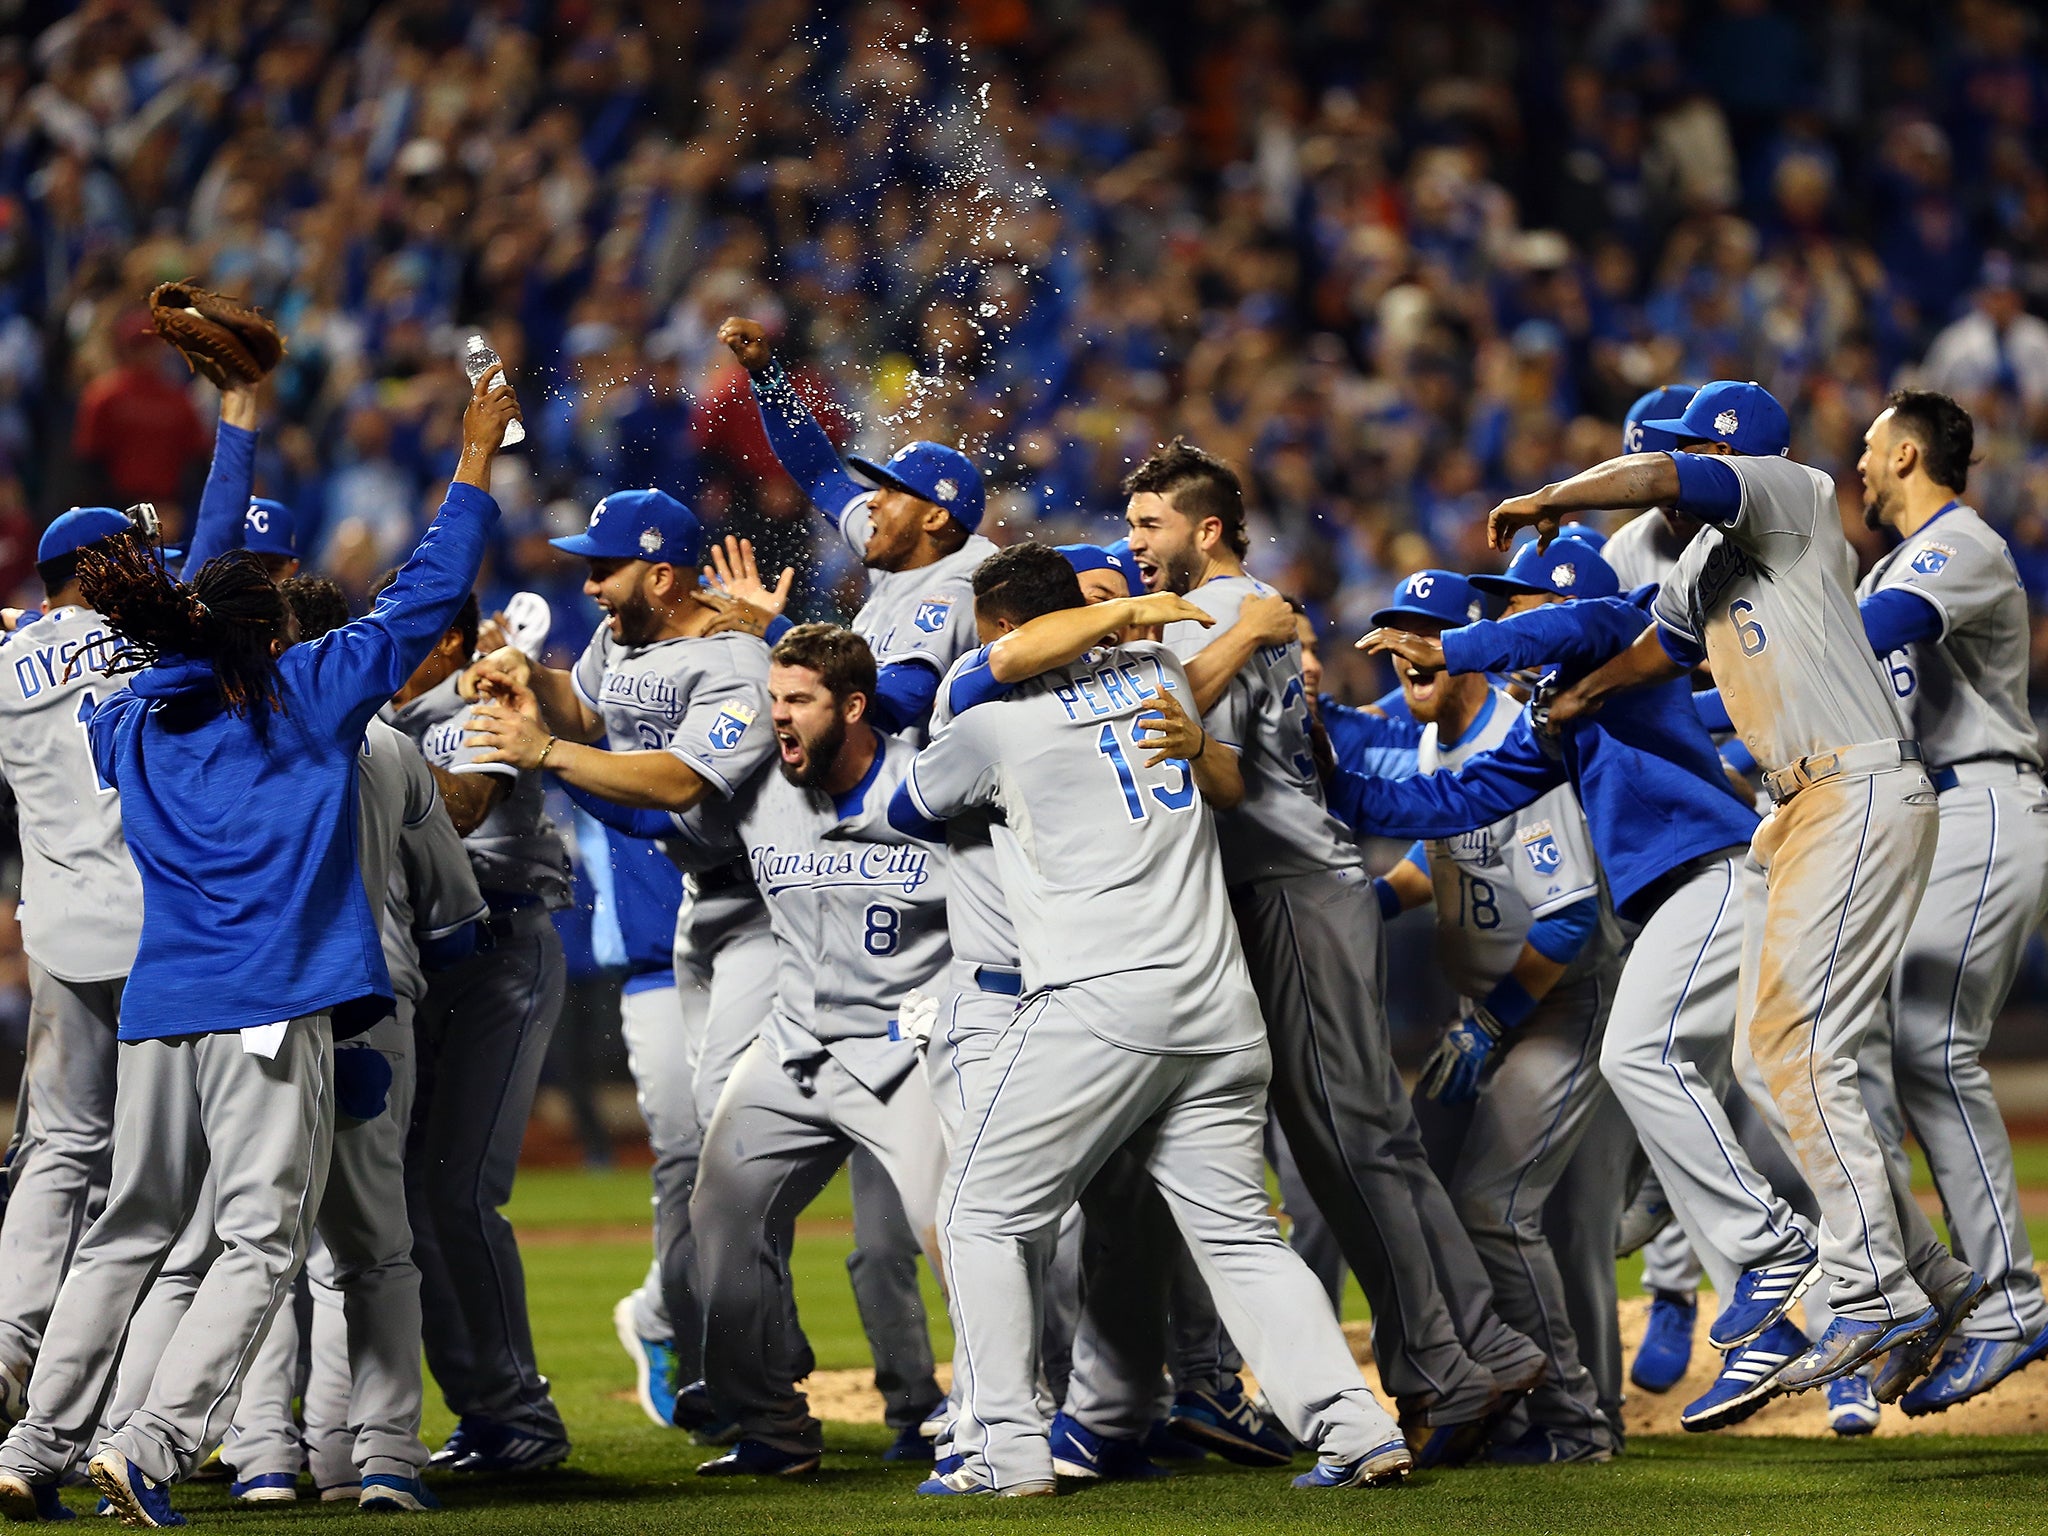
[78,536,289,717]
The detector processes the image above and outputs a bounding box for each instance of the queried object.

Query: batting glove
[1419,1004,1505,1105]
[897,989,940,1053]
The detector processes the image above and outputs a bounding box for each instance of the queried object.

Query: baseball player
[895,559,1412,1497]
[0,371,517,1527]
[1600,386,1701,591]
[382,586,575,1471]
[462,489,780,1433]
[1369,567,1625,1462]
[0,509,148,1429]
[1847,390,2048,1410]
[1511,379,1981,1393]
[1346,528,1826,1432]
[1119,439,1545,1464]
[220,577,486,1511]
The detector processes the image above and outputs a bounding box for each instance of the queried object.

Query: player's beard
[1861,482,1896,531]
[610,586,660,646]
[1159,544,1203,594]
[779,715,847,789]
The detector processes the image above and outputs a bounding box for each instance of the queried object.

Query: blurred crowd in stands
[5,0,2048,1077]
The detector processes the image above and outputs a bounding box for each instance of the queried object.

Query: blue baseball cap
[1554,521,1607,551]
[848,441,986,532]
[1370,569,1484,630]
[244,497,296,558]
[549,488,704,565]
[38,507,132,565]
[1642,380,1791,458]
[1624,384,1698,455]
[1057,542,1144,597]
[1471,536,1620,601]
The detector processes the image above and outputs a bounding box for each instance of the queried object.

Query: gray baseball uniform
[1160,576,1535,1424]
[386,675,571,1437]
[1600,509,1689,589]
[228,721,485,1486]
[1857,504,2048,1343]
[1655,452,1943,1322]
[1409,686,1622,1443]
[836,496,995,739]
[0,609,138,1384]
[687,735,951,1455]
[906,640,1402,1488]
[570,623,777,1371]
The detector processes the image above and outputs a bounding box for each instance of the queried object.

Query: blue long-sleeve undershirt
[1668,451,1742,525]
[1527,895,1599,965]
[181,422,257,575]
[750,360,869,524]
[1859,587,1943,652]
[869,661,941,735]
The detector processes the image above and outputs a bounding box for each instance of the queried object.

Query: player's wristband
[536,736,558,769]
[1479,973,1539,1031]
[1372,876,1401,924]
[1191,728,1207,761]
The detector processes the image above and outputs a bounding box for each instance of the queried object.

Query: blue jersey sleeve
[1668,452,1743,525]
[944,646,1014,718]
[181,423,256,576]
[750,361,870,528]
[1859,587,1943,653]
[295,483,499,745]
[1692,687,1733,733]
[1525,894,1600,964]
[1440,596,1652,678]
[1326,712,1566,838]
[555,776,674,839]
[886,778,948,843]
[868,660,942,735]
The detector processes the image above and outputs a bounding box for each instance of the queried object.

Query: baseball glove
[147,281,286,389]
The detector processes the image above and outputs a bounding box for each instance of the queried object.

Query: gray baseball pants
[1546,1088,1634,1425]
[1232,869,1512,1423]
[1737,764,1942,1322]
[690,1039,945,1454]
[1602,850,1812,1302]
[0,1018,333,1487]
[942,991,1399,1489]
[1879,771,2048,1341]
[408,913,565,1434]
[0,967,121,1380]
[1413,971,1618,1441]
[226,1009,427,1484]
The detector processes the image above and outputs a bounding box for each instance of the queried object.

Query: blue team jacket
[88,483,500,1041]
[1326,591,1758,915]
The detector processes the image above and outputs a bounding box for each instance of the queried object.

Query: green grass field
[60,1165,2048,1534]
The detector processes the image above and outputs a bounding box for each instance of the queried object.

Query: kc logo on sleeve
[1910,543,1955,576]
[1520,820,1562,874]
[913,596,954,634]
[707,702,757,751]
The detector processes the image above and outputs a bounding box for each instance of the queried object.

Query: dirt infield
[797,1281,2048,1437]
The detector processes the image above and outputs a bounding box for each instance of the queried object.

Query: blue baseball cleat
[85,1454,181,1529]
[695,1440,819,1478]
[883,1422,935,1463]
[612,1295,679,1429]
[1679,1318,1810,1431]
[425,1420,486,1471]
[358,1474,440,1512]
[1900,1324,2048,1417]
[1165,1379,1294,1467]
[672,1379,740,1445]
[915,1468,1054,1497]
[1631,1290,1697,1394]
[1290,1439,1412,1488]
[1777,1306,1941,1393]
[438,1419,569,1474]
[227,1472,296,1503]
[1709,1248,1820,1349]
[1824,1370,1880,1436]
[0,1472,74,1522]
[1048,1413,1169,1481]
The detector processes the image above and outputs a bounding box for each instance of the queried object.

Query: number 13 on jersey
[1095,717,1195,821]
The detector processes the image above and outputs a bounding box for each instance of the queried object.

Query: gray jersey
[840,494,996,734]
[904,640,1263,1055]
[1857,504,2042,771]
[0,607,141,982]
[1161,574,1363,883]
[571,621,779,952]
[729,734,950,1092]
[355,719,486,1007]
[1602,510,1690,589]
[1653,455,1905,773]
[927,652,1020,970]
[1417,688,1617,997]
[385,673,572,909]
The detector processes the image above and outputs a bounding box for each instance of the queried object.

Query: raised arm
[719,317,870,527]
[180,386,261,575]
[1487,453,1683,551]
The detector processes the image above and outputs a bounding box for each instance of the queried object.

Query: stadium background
[3,0,2048,1130]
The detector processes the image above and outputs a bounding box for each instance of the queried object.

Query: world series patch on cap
[549,488,704,566]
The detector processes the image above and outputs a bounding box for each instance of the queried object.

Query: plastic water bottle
[461,334,525,445]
